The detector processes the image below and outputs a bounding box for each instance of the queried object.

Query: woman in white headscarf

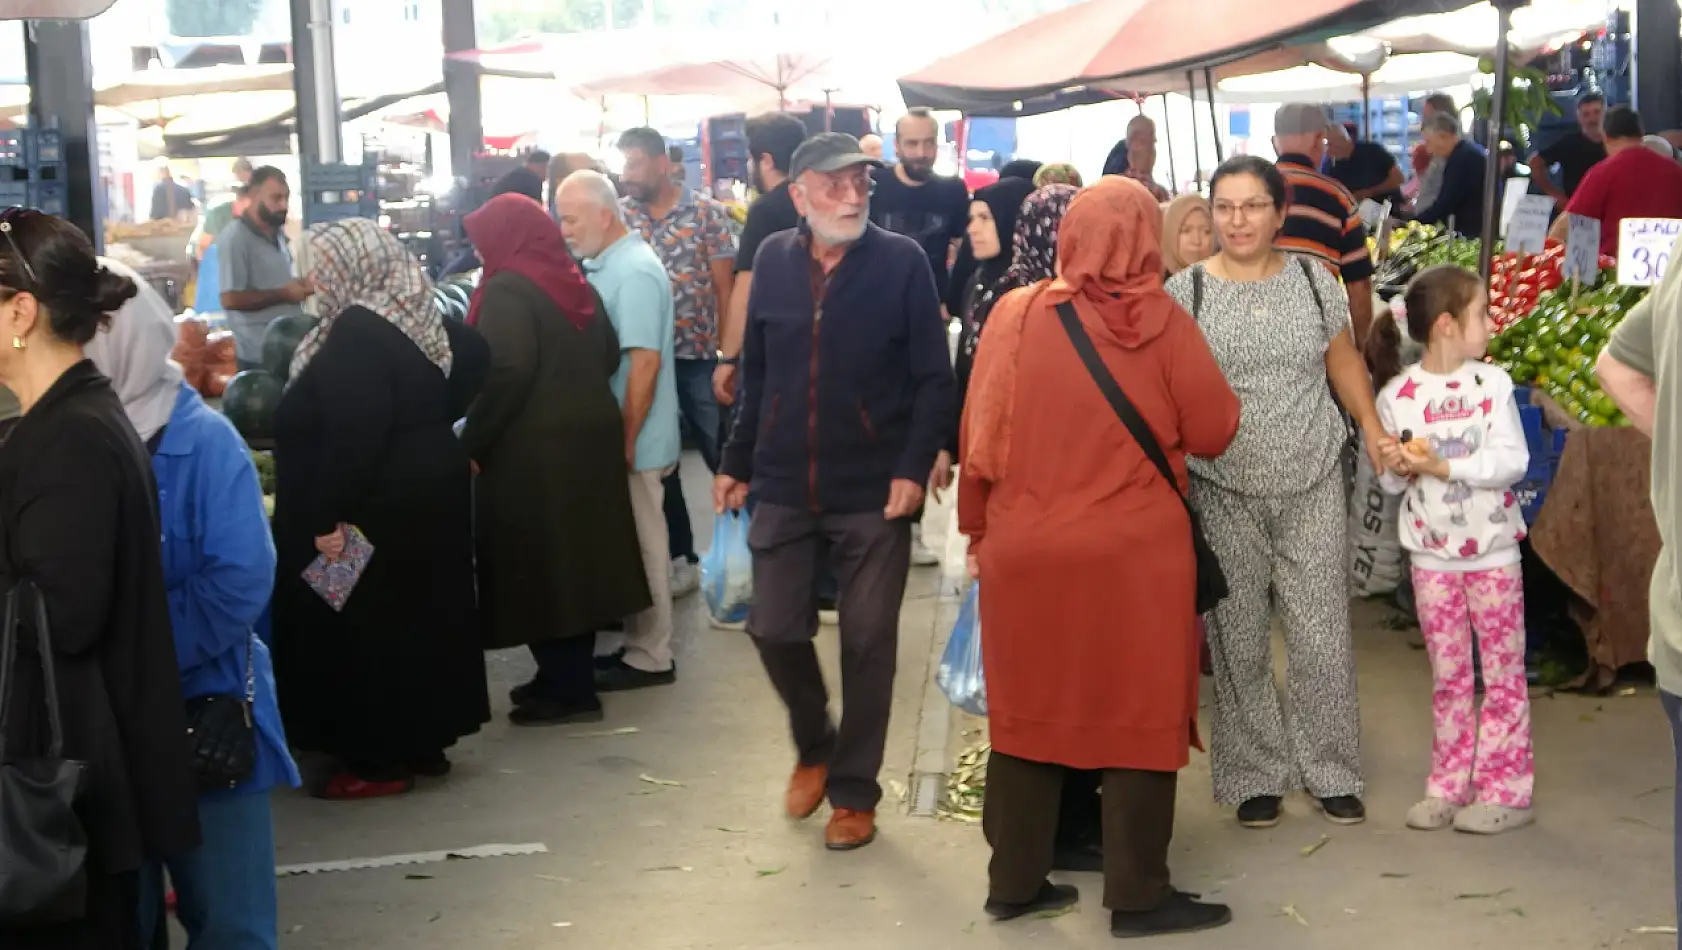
[85,259,300,950]
[269,219,491,799]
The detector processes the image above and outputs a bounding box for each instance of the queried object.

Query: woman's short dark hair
[1208,155,1289,210]
[0,212,137,345]
[1402,264,1483,344]
[745,112,809,174]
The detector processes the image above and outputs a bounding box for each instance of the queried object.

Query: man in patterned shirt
[619,127,738,596]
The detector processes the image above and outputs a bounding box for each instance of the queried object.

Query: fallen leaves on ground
[1300,835,1331,858]
[1455,888,1513,901]
[1380,872,1410,879]
[568,727,640,739]
[637,774,685,787]
[1281,904,1310,927]
[756,866,786,877]
[940,741,990,822]
[1632,925,1680,936]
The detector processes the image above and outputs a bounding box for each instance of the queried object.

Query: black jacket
[0,361,199,873]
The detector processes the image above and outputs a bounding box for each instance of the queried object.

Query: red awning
[898,0,1479,114]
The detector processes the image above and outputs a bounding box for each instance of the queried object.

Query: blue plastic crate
[0,181,27,209]
[1514,479,1549,524]
[27,129,60,167]
[1514,385,1531,406]
[28,161,63,185]
[0,130,24,169]
[27,181,65,216]
[1519,405,1550,481]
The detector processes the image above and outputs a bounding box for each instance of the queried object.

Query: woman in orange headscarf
[959,176,1240,938]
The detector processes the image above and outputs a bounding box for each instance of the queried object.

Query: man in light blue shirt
[557,171,681,691]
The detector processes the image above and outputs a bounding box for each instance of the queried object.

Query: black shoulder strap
[1191,264,1205,320]
[1296,256,1326,319]
[1054,302,1193,513]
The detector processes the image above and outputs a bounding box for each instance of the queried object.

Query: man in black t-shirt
[715,111,807,407]
[1326,122,1404,207]
[1529,92,1608,207]
[869,109,970,318]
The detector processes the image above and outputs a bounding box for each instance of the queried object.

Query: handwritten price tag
[1562,214,1601,284]
[1617,217,1682,287]
[1502,194,1553,256]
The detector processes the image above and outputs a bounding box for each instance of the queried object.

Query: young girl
[1375,264,1536,835]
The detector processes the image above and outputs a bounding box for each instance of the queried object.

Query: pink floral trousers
[1412,564,1535,809]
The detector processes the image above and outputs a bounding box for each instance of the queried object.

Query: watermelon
[223,370,284,442]
[261,313,316,382]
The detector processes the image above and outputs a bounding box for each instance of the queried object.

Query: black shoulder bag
[0,580,90,926]
[1054,302,1229,615]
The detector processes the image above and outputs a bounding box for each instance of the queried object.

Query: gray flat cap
[1274,103,1330,137]
[790,132,882,180]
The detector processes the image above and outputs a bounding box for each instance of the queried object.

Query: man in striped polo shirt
[1272,103,1376,347]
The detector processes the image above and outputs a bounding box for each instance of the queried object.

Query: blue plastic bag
[937,582,987,716]
[701,510,753,625]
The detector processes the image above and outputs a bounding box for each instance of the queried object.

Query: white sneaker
[910,526,940,567]
[709,615,747,631]
[1452,802,1534,835]
[1404,797,1459,831]
[670,558,700,598]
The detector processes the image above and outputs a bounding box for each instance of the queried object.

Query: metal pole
[1203,67,1224,162]
[1479,0,1526,280]
[23,20,102,246]
[1187,72,1203,191]
[1635,0,1681,132]
[288,0,342,167]
[442,0,483,178]
[1361,74,1372,139]
[1161,93,1178,194]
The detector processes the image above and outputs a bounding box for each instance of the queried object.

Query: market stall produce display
[223,369,284,442]
[262,312,317,382]
[1486,273,1646,427]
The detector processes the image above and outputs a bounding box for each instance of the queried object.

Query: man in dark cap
[715,132,955,853]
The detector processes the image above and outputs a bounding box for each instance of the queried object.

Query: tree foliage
[166,0,265,38]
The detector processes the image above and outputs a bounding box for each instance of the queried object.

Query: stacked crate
[0,125,65,216]
[1512,385,1568,524]
[301,159,379,226]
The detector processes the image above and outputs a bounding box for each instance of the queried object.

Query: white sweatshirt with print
[1376,359,1531,573]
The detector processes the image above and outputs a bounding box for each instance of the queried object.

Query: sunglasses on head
[0,206,41,287]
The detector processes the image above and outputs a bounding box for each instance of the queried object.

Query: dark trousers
[1664,690,1682,950]
[528,635,603,708]
[1059,769,1104,847]
[1,870,142,950]
[749,502,911,811]
[664,358,721,563]
[983,750,1176,912]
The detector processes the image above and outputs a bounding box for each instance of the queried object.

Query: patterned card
[301,526,374,612]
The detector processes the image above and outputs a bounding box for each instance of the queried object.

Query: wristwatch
[718,354,741,367]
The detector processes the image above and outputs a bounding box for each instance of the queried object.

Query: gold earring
[10,336,21,350]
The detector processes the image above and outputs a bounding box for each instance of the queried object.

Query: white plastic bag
[1349,432,1406,596]
[701,510,753,624]
[936,582,987,717]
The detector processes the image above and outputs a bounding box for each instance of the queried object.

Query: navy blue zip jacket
[722,221,955,515]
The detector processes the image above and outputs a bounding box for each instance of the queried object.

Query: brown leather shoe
[786,763,828,820]
[824,808,877,850]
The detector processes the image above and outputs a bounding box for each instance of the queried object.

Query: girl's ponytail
[1365,309,1405,391]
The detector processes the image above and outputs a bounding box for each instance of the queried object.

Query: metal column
[442,0,483,177]
[288,0,342,166]
[23,20,102,247]
[1478,0,1527,280]
[1203,67,1223,163]
[1186,72,1203,191]
[1160,94,1178,193]
[1634,0,1681,133]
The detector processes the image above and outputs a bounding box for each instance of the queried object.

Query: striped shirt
[1275,154,1374,285]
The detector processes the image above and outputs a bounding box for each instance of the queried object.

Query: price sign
[1502,194,1554,256]
[1617,217,1682,287]
[1562,214,1602,284]
[1357,199,1390,234]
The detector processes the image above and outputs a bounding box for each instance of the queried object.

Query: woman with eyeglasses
[1164,156,1385,831]
[0,209,199,949]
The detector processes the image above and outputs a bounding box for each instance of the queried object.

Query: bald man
[859,133,884,161]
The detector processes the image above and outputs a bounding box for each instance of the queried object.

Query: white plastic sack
[1348,432,1406,596]
[701,510,752,624]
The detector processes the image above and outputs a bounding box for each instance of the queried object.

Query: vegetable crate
[1513,386,1568,525]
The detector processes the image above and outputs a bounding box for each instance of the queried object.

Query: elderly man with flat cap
[715,132,955,851]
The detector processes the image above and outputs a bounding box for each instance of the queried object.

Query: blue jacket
[154,383,299,795]
[722,222,955,514]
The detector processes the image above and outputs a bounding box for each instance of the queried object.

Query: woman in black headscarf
[949,176,1036,456]
[943,159,1043,317]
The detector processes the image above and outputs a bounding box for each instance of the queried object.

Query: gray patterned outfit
[1167,258,1364,805]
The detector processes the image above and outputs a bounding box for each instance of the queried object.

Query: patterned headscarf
[1000,184,1079,293]
[290,218,453,382]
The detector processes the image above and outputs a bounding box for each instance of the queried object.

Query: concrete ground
[267,458,1680,950]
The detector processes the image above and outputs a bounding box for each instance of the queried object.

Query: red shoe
[785,763,828,820]
[824,808,877,851]
[316,772,415,800]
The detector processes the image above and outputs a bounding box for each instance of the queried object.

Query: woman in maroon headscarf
[458,194,651,726]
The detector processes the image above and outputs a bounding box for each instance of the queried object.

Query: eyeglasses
[1211,199,1277,220]
[802,171,875,201]
[0,207,39,287]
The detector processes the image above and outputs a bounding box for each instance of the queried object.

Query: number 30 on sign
[1618,218,1682,287]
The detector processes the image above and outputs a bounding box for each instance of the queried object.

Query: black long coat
[459,273,651,649]
[0,362,200,874]
[270,307,490,767]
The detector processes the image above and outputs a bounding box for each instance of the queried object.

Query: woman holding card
[270,218,491,800]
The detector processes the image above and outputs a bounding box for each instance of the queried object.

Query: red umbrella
[899,0,1478,113]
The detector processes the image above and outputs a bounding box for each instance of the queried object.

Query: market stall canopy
[897,0,1481,115]
[0,0,115,17]
[1367,0,1619,56]
[0,64,298,121]
[444,30,702,83]
[1216,51,1484,103]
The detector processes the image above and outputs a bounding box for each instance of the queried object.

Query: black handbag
[0,580,90,926]
[1054,302,1230,614]
[183,635,256,793]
